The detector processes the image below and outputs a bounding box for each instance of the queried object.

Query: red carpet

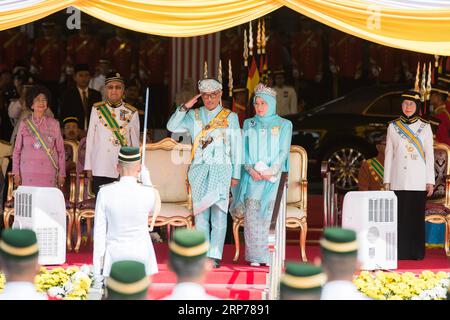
[63,243,449,300]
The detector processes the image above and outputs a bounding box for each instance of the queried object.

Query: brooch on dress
[249,120,256,127]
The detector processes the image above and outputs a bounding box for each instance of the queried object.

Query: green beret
[281,262,326,292]
[0,229,39,260]
[320,227,358,255]
[169,229,209,259]
[118,147,140,163]
[107,260,149,300]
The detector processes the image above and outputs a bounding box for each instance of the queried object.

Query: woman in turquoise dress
[231,83,292,266]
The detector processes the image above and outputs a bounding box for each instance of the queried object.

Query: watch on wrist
[180,104,188,112]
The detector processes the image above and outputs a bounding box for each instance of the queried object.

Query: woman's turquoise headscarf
[253,91,278,123]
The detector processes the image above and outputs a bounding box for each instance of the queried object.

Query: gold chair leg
[83,218,90,245]
[299,219,308,262]
[233,219,241,263]
[445,218,450,257]
[74,212,82,253]
[66,210,73,252]
[4,209,12,229]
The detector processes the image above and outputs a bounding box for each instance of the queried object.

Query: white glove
[140,165,153,186]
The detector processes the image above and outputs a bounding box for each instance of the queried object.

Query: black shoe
[212,259,220,268]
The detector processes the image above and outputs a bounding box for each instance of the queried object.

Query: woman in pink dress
[12,85,65,188]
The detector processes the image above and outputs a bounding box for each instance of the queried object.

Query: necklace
[32,114,44,126]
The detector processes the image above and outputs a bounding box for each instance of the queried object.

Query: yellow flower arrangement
[0,273,5,292]
[0,265,94,300]
[354,270,450,300]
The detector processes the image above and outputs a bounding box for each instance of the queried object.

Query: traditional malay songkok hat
[0,229,39,260]
[169,229,209,260]
[118,146,140,163]
[320,227,358,255]
[280,262,327,293]
[106,260,150,300]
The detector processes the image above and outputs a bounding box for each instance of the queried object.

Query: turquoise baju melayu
[167,104,242,260]
[231,89,292,264]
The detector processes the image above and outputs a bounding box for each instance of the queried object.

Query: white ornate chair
[425,142,450,256]
[231,145,308,262]
[144,138,194,234]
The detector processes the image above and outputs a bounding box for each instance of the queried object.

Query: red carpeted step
[65,244,449,277]
[153,265,268,285]
[147,284,264,300]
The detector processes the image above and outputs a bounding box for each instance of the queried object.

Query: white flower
[417,291,431,300]
[48,286,65,298]
[71,271,90,282]
[80,265,93,277]
[63,281,74,293]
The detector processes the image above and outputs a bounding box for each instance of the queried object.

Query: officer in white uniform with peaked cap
[85,71,140,196]
[93,147,159,282]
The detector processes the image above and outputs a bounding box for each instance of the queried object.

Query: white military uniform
[163,282,219,300]
[85,101,140,178]
[274,85,298,116]
[0,282,47,300]
[321,281,371,300]
[384,119,435,190]
[93,176,158,276]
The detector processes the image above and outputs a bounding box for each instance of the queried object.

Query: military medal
[406,143,414,153]
[120,109,129,121]
[33,141,41,149]
[411,154,418,160]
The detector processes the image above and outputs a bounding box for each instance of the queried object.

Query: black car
[286,84,411,191]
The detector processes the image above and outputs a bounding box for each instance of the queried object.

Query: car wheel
[325,145,367,191]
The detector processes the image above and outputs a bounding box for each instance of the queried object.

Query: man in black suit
[59,64,102,132]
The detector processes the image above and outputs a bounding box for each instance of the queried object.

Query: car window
[366,93,402,116]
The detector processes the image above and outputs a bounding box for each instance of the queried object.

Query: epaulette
[94,101,106,109]
[124,103,138,113]
[428,119,440,126]
[418,117,430,124]
[99,181,118,188]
